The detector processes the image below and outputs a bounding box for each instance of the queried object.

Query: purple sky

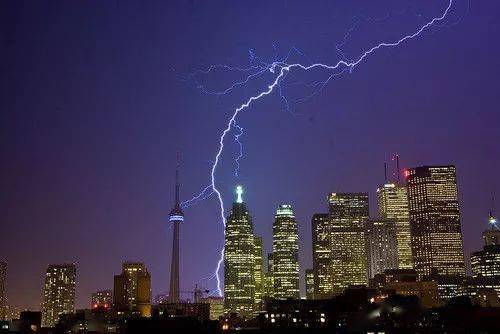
[1,0,499,309]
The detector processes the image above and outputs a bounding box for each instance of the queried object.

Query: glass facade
[253,236,264,309]
[377,183,413,269]
[365,219,399,279]
[224,188,255,316]
[406,166,465,277]
[273,204,300,299]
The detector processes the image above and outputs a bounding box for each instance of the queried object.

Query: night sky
[1,0,499,310]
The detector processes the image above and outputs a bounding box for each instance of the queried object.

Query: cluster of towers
[223,186,300,315]
[221,164,500,315]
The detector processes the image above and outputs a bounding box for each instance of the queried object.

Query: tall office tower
[168,158,184,303]
[91,290,112,309]
[41,264,76,328]
[406,166,466,277]
[253,236,264,309]
[0,261,6,320]
[272,204,300,299]
[377,183,413,269]
[263,253,274,299]
[305,269,315,300]
[113,262,152,317]
[328,193,369,295]
[365,219,399,279]
[483,214,500,246]
[311,213,332,299]
[471,213,500,279]
[224,186,255,316]
[267,253,273,273]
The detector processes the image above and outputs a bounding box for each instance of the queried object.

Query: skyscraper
[365,219,399,279]
[168,158,184,303]
[253,236,264,309]
[224,186,255,316]
[406,165,465,277]
[272,204,300,299]
[377,183,413,269]
[263,253,274,299]
[471,213,500,279]
[0,261,6,320]
[41,264,76,328]
[328,193,369,295]
[113,262,151,317]
[311,213,332,299]
[305,269,315,300]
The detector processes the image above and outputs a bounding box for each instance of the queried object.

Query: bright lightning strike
[187,0,454,297]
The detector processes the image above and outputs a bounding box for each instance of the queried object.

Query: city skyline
[2,0,500,312]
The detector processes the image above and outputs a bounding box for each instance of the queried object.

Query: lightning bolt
[186,0,454,297]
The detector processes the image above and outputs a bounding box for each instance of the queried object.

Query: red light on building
[404,170,410,178]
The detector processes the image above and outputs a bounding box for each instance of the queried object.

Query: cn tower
[168,156,184,303]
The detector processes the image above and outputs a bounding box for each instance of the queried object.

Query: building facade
[311,213,332,299]
[41,264,76,327]
[305,269,315,300]
[377,183,413,269]
[253,236,264,309]
[91,290,112,309]
[406,166,465,277]
[224,186,255,316]
[365,219,399,279]
[471,215,500,279]
[328,193,369,295]
[113,262,151,317]
[272,204,300,299]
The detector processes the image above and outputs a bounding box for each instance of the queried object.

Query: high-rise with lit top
[41,264,76,328]
[168,157,184,303]
[377,183,413,269]
[224,186,255,316]
[273,204,300,299]
[406,166,465,277]
[471,213,500,279]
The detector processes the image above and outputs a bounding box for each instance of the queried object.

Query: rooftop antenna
[384,162,388,183]
[392,154,401,183]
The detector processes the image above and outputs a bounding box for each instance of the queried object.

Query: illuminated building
[483,213,500,246]
[365,219,399,279]
[471,213,500,279]
[224,186,255,316]
[91,290,112,309]
[377,183,413,269]
[0,261,5,320]
[305,269,315,300]
[406,166,465,277]
[471,246,500,279]
[371,269,441,309]
[273,204,300,299]
[199,296,224,320]
[253,236,264,309]
[113,262,151,317]
[311,213,332,299]
[263,253,274,299]
[267,253,273,272]
[41,264,76,327]
[168,159,184,303]
[328,193,369,295]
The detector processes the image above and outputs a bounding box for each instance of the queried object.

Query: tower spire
[175,151,180,209]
